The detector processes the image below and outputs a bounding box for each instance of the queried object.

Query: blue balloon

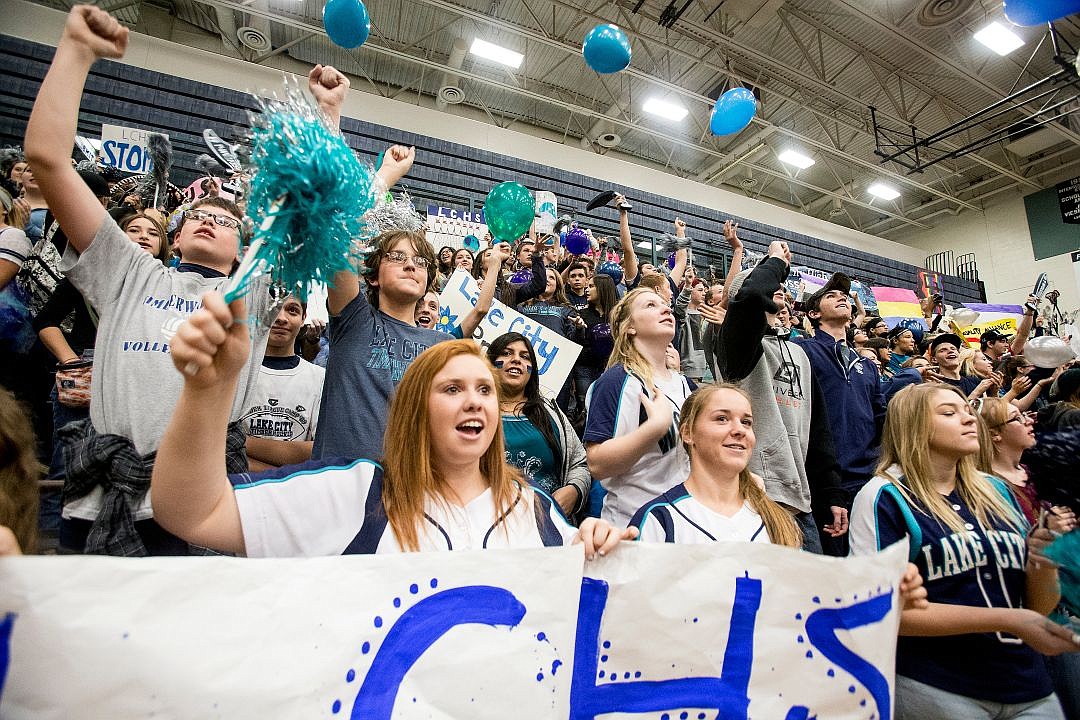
[324,0,370,49]
[1003,0,1080,25]
[510,269,533,285]
[463,235,480,253]
[583,24,632,74]
[564,228,591,255]
[597,261,623,285]
[709,88,757,136]
[667,252,677,270]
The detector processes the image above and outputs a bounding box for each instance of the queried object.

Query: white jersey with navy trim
[583,364,692,527]
[629,482,771,545]
[230,457,578,557]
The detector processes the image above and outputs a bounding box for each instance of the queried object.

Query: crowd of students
[1,6,1079,718]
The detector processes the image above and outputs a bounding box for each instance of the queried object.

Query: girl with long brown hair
[850,383,1078,718]
[629,384,801,547]
[151,295,633,557]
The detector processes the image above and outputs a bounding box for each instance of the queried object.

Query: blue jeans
[794,510,823,554]
[896,675,1064,720]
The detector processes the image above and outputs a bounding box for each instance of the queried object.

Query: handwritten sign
[0,541,907,719]
[99,124,166,174]
[439,270,581,397]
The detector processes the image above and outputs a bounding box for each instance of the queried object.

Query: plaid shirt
[61,419,248,556]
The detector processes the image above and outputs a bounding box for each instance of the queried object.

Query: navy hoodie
[794,330,885,492]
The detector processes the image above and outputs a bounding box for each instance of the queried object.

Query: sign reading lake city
[0,542,907,719]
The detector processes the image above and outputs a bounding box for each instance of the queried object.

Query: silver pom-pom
[363,190,427,238]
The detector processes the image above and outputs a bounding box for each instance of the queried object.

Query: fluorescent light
[974,22,1024,56]
[469,38,524,68]
[778,149,815,169]
[643,98,688,122]
[868,182,901,201]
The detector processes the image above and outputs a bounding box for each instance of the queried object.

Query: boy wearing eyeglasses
[305,68,450,462]
[21,7,282,555]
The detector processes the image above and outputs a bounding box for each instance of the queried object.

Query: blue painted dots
[598,670,606,679]
[812,596,821,604]
[805,650,813,659]
[623,672,631,679]
[848,685,856,694]
[826,669,834,677]
[331,699,341,714]
[680,712,689,720]
[692,617,699,623]
[409,583,419,595]
[600,654,608,663]
[602,640,611,649]
[346,669,356,683]
[698,714,706,720]
[361,641,371,654]
[537,632,547,641]
[796,635,804,643]
[536,672,544,682]
[795,613,803,620]
[430,578,438,589]
[393,597,401,608]
[860,699,867,707]
[551,660,562,676]
[374,616,383,628]
[661,714,670,720]
[634,671,641,678]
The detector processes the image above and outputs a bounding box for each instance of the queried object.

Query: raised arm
[720,220,743,310]
[1012,294,1037,356]
[307,65,416,316]
[24,6,121,253]
[670,218,688,284]
[615,194,638,285]
[459,243,510,338]
[151,291,249,554]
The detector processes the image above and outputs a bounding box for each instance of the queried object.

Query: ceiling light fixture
[778,149,815,169]
[643,98,689,122]
[469,38,524,68]
[868,182,901,201]
[974,21,1024,56]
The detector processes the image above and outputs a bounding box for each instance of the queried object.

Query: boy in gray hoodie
[707,241,845,553]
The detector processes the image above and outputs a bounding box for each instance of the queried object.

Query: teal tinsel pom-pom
[228,82,380,302]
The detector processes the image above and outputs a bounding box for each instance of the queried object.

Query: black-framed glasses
[383,250,430,269]
[184,209,242,231]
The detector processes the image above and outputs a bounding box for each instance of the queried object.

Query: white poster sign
[0,542,907,719]
[439,270,582,397]
[99,124,166,174]
[536,191,558,235]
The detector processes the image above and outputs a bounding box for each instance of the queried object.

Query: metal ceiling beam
[185,0,932,229]
[828,0,1080,147]
[397,0,979,210]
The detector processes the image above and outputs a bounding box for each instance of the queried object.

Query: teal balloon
[710,88,757,136]
[484,182,534,243]
[463,234,480,253]
[324,0,370,49]
[583,24,632,74]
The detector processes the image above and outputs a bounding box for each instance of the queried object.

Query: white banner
[99,124,166,174]
[439,270,582,398]
[0,542,907,719]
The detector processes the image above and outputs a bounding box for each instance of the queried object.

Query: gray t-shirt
[312,292,449,461]
[61,215,269,520]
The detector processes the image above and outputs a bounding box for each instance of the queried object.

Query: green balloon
[484,181,534,243]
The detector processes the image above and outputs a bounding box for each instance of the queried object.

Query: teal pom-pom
[225,82,380,302]
[1046,530,1080,623]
